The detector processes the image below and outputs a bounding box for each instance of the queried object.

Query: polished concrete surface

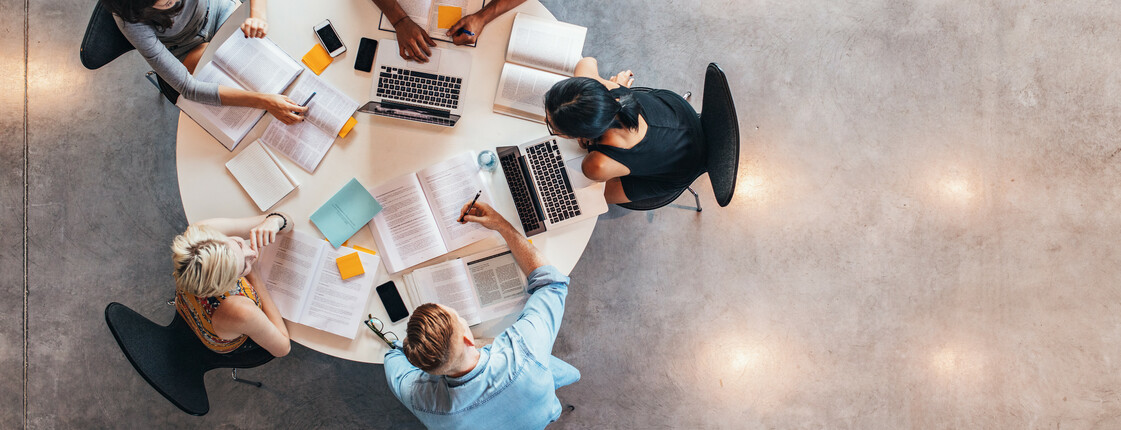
[7,0,1121,428]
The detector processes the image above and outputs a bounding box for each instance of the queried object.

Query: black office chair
[104,302,274,416]
[80,0,180,103]
[618,63,740,212]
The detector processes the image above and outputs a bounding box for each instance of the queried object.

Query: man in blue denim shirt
[384,202,580,429]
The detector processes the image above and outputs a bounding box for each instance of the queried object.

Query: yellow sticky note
[336,252,365,280]
[338,117,357,138]
[302,44,333,75]
[352,245,378,255]
[437,6,462,29]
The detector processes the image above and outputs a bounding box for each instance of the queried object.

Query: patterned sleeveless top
[175,277,263,353]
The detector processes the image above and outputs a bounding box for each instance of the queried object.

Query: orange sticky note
[338,117,357,138]
[336,252,365,280]
[437,6,462,29]
[302,44,333,75]
[352,245,378,255]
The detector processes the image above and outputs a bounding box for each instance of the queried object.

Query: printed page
[296,247,380,339]
[287,74,360,136]
[212,32,301,94]
[255,230,326,321]
[466,249,528,322]
[493,63,566,123]
[411,260,482,325]
[177,63,264,150]
[417,153,495,252]
[368,174,447,273]
[506,13,587,76]
[225,140,299,211]
[259,117,336,172]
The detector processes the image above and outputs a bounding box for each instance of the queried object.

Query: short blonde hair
[171,225,240,297]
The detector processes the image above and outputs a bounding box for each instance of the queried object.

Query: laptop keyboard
[376,66,461,110]
[525,140,581,223]
[500,150,544,234]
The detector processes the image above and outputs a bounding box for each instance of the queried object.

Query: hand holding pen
[459,190,483,223]
[296,92,317,116]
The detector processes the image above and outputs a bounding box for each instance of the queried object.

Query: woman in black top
[544,57,705,204]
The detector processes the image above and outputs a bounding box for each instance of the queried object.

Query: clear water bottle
[477,150,498,172]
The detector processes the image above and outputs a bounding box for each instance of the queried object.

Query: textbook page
[466,249,528,322]
[212,32,302,94]
[256,230,327,320]
[417,152,496,252]
[225,141,299,211]
[409,259,483,325]
[177,63,265,150]
[259,117,336,172]
[506,13,586,76]
[368,174,448,273]
[287,74,360,135]
[296,246,379,339]
[493,63,566,123]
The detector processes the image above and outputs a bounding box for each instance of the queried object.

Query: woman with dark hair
[544,57,705,204]
[104,0,307,124]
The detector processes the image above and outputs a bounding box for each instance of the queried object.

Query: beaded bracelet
[265,213,288,231]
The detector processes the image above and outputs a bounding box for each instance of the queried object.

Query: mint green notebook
[310,178,383,248]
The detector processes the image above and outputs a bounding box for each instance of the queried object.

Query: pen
[459,190,482,222]
[296,92,317,115]
[456,29,475,36]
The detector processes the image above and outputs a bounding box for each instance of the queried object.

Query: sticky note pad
[336,252,365,280]
[437,6,462,29]
[302,44,333,75]
[338,117,357,138]
[310,178,383,248]
[353,245,378,255]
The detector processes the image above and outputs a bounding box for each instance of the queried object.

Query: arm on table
[446,0,528,45]
[195,212,291,250]
[371,0,437,62]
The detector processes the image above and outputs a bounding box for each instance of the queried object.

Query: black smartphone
[376,281,410,323]
[355,37,377,72]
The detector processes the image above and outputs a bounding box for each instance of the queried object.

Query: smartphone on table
[314,19,346,57]
[376,281,410,323]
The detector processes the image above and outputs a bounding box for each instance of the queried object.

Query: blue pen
[456,29,475,36]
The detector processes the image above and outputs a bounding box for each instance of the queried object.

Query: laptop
[356,39,471,127]
[497,136,609,237]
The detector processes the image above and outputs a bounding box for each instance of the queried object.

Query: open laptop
[356,39,471,127]
[497,136,609,237]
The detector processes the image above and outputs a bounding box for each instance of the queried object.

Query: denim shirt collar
[445,346,491,387]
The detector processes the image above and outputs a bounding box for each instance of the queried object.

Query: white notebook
[225,141,299,211]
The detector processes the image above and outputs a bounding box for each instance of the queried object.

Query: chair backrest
[104,302,274,415]
[80,0,135,70]
[700,63,740,208]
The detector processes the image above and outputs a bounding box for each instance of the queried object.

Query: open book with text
[403,247,528,326]
[367,152,496,274]
[259,73,360,172]
[256,229,380,339]
[177,32,303,151]
[224,140,299,211]
[493,13,587,123]
[377,0,487,45]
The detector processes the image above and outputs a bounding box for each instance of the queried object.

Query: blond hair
[171,225,240,297]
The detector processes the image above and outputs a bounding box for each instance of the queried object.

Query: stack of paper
[225,141,300,211]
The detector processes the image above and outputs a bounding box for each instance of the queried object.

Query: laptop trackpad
[565,157,596,189]
[402,49,442,72]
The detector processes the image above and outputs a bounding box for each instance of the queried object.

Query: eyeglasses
[364,315,400,348]
[546,119,560,137]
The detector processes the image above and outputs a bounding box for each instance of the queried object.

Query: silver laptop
[497,136,609,237]
[357,39,471,127]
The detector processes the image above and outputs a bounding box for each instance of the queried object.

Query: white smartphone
[314,19,346,57]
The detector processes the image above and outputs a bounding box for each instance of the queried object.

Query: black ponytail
[544,77,643,140]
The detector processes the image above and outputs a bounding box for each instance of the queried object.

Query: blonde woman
[171,213,291,357]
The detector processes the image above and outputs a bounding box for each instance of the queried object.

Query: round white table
[176,0,596,363]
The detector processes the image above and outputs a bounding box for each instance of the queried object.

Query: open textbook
[377,0,487,44]
[404,247,528,326]
[367,152,496,273]
[493,13,587,123]
[177,32,303,151]
[225,140,299,211]
[260,74,360,172]
[255,230,380,339]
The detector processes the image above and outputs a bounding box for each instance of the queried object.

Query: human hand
[261,94,306,125]
[459,202,511,231]
[394,18,437,62]
[446,13,486,45]
[240,17,268,38]
[609,70,635,88]
[249,216,283,250]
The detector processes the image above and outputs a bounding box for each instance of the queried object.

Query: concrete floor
[6,0,1121,428]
